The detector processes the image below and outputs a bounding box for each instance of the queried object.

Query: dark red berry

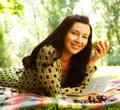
[100,95,107,101]
[88,95,94,103]
[73,94,115,104]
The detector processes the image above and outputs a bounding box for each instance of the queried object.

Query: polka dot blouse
[0,45,96,96]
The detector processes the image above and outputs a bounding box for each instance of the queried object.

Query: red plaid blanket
[0,78,120,110]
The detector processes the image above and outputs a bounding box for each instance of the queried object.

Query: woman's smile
[64,22,90,55]
[71,43,82,50]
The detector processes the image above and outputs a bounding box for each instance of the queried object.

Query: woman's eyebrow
[83,33,89,36]
[71,29,79,33]
[72,29,89,36]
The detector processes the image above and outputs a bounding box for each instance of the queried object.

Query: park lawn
[93,66,120,79]
[37,103,120,110]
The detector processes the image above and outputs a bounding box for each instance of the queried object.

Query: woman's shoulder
[41,44,55,49]
[37,45,59,67]
[38,44,59,60]
[40,44,56,53]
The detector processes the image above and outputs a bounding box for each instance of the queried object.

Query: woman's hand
[88,41,109,68]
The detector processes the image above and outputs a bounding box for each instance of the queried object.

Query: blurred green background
[0,0,120,78]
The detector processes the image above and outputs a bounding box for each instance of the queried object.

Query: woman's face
[64,22,90,55]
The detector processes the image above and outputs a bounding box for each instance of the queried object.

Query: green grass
[36,103,120,110]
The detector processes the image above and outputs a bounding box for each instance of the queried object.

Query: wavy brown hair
[22,14,92,87]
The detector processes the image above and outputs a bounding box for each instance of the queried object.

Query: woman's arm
[79,65,97,91]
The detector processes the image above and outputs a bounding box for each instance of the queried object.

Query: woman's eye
[83,36,88,39]
[71,31,76,34]
[71,31,78,35]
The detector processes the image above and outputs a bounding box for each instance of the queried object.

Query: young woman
[0,14,109,96]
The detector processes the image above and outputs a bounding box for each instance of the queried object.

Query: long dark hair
[22,14,92,87]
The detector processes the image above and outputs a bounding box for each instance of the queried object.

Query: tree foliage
[0,0,24,68]
[92,0,120,65]
[0,24,5,67]
[0,0,24,16]
[92,0,120,48]
[40,0,79,33]
[0,0,120,67]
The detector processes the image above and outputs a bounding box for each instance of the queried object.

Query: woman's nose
[75,36,83,43]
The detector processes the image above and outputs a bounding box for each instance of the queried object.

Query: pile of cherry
[74,95,116,103]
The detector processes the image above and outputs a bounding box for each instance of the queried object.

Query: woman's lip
[71,43,81,49]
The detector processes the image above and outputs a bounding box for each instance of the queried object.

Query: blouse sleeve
[79,65,97,90]
[36,45,97,96]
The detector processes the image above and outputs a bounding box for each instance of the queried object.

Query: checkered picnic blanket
[0,79,120,110]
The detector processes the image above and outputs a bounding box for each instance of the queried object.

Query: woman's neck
[61,57,70,62]
[60,52,72,75]
[61,49,72,62]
